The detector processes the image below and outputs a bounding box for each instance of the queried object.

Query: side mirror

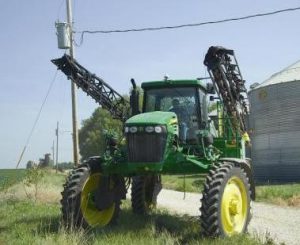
[206,83,215,94]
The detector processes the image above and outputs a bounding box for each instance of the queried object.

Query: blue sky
[1,0,299,168]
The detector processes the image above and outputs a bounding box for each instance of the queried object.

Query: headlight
[124,127,129,133]
[154,126,162,133]
[129,126,138,133]
[145,126,154,133]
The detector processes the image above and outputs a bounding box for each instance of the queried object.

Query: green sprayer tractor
[52,46,255,237]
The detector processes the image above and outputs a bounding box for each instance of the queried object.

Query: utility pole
[66,0,79,166]
[52,140,55,170]
[56,122,59,173]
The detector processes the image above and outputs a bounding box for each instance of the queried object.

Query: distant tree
[79,108,123,160]
[56,162,74,171]
[78,89,144,161]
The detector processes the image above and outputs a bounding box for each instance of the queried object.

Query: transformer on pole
[55,22,71,49]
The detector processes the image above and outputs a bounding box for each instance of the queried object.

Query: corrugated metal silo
[248,61,300,183]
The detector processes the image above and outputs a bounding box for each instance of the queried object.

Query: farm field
[0,169,269,245]
[0,169,26,191]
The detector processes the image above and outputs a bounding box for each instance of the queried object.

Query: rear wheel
[200,162,251,237]
[61,158,122,229]
[131,175,161,214]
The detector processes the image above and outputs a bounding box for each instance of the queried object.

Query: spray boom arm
[204,46,249,136]
[52,54,130,122]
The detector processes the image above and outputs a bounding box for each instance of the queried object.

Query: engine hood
[126,111,177,126]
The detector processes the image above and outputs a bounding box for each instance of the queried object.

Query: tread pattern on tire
[200,161,252,237]
[131,176,146,214]
[60,158,121,229]
[131,175,160,215]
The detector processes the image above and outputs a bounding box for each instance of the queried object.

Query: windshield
[144,87,197,113]
[144,87,206,142]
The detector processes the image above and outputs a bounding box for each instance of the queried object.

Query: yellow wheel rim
[221,176,248,236]
[80,173,115,227]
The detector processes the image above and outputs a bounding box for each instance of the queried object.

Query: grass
[255,183,300,206]
[0,169,271,245]
[162,174,300,207]
[162,174,205,193]
[0,199,267,245]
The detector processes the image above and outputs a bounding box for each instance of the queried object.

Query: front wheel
[61,158,123,229]
[131,175,162,215]
[200,162,251,237]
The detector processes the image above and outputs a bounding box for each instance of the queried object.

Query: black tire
[200,162,251,237]
[131,175,161,215]
[61,157,121,229]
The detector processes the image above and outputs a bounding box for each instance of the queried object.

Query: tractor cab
[141,79,210,144]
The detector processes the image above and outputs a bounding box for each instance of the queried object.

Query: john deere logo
[258,89,267,101]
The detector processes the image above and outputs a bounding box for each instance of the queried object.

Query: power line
[76,6,300,46]
[16,70,58,168]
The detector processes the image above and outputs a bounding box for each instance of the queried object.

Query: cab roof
[141,79,207,91]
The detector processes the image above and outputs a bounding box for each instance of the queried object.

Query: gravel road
[155,189,300,245]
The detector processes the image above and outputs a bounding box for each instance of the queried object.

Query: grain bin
[248,61,300,183]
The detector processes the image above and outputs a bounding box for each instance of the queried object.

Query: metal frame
[52,54,130,122]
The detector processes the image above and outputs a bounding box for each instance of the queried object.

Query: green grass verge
[0,199,266,245]
[0,169,270,245]
[255,183,300,206]
[162,174,300,207]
